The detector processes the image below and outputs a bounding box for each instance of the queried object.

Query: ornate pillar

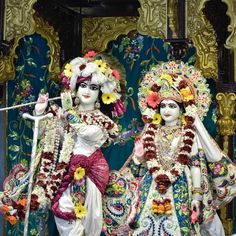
[216,92,236,235]
[221,0,236,82]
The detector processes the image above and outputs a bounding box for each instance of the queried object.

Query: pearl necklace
[77,108,98,114]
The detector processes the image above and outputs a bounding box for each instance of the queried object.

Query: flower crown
[138,61,211,122]
[60,51,126,117]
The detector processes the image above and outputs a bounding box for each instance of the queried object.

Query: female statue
[103,61,236,236]
[0,51,126,236]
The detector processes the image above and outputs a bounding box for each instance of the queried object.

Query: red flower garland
[142,77,196,194]
[144,119,195,194]
[31,110,118,210]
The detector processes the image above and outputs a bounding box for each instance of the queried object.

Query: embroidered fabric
[103,114,236,236]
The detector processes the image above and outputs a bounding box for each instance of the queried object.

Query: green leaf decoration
[16,65,24,72]
[23,135,32,146]
[118,45,124,53]
[182,227,190,233]
[9,131,19,141]
[9,153,17,161]
[9,145,20,152]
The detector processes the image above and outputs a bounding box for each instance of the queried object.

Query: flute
[0,96,61,112]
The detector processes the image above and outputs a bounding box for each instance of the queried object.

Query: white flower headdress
[60,51,126,117]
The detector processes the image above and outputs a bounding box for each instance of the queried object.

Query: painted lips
[82,95,90,98]
[164,114,171,117]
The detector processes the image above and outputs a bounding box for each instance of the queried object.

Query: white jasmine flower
[91,71,107,85]
[81,62,98,77]
[185,104,197,117]
[142,108,156,118]
[101,80,116,93]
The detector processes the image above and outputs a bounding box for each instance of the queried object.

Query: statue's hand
[134,137,144,158]
[35,93,49,115]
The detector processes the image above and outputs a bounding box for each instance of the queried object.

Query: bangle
[192,190,202,194]
[192,193,202,201]
[192,187,203,195]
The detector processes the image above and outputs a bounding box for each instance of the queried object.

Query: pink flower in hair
[146,92,160,109]
[112,69,120,80]
[84,50,97,58]
[61,72,70,90]
[112,99,126,117]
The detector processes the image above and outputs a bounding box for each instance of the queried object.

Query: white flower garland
[32,110,118,209]
[45,130,75,201]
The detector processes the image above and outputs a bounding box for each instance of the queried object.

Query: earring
[74,97,80,105]
[95,101,100,109]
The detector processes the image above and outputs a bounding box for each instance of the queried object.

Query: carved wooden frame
[0,0,60,83]
[2,0,236,82]
[82,17,138,54]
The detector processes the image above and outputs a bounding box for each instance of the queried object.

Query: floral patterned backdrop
[102,31,218,171]
[6,33,60,236]
[3,31,219,235]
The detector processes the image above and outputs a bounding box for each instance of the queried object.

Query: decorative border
[167,0,179,38]
[188,0,236,81]
[82,17,138,54]
[186,0,218,79]
[222,0,236,82]
[34,16,61,79]
[216,92,236,235]
[221,0,236,50]
[3,0,235,82]
[137,0,167,38]
[4,0,37,41]
[0,16,61,83]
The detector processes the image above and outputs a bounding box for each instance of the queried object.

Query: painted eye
[169,103,177,108]
[80,82,88,88]
[90,84,99,91]
[160,103,166,108]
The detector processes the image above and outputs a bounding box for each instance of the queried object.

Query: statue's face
[77,80,99,107]
[160,99,180,126]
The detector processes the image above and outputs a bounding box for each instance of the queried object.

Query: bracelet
[192,193,203,201]
[192,187,203,195]
[192,190,202,195]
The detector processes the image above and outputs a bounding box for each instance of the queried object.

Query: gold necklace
[155,125,182,171]
[159,125,181,143]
